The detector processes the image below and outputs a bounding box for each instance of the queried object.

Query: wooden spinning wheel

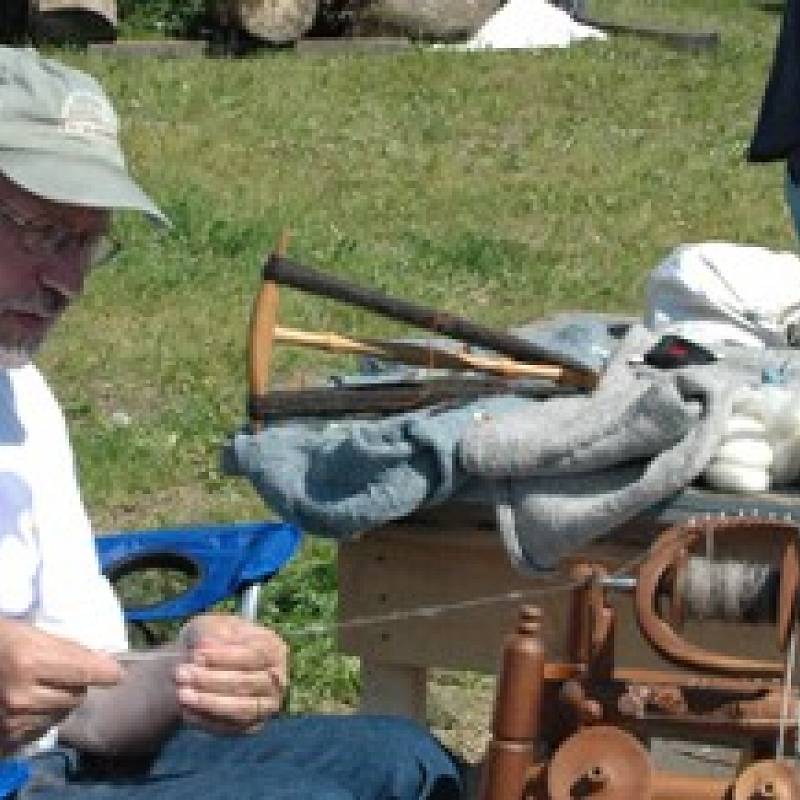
[479,517,800,800]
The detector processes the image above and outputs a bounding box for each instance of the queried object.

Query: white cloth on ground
[460,0,606,50]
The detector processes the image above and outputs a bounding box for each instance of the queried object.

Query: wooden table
[337,489,800,721]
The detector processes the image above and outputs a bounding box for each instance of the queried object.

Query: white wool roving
[703,384,800,493]
[463,0,606,50]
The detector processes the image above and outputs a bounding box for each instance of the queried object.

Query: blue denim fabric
[21,715,463,800]
[786,167,800,242]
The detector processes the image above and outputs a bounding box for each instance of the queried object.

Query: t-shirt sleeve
[14,367,128,653]
[0,477,38,617]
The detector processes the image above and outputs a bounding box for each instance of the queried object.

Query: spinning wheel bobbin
[636,519,800,676]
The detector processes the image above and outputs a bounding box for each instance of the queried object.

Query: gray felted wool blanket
[224,394,534,537]
[225,319,796,572]
[458,326,787,571]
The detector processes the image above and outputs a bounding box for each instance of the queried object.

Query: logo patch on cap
[60,90,118,144]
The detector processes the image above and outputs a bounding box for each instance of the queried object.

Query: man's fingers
[192,642,287,671]
[0,620,122,690]
[36,644,122,689]
[192,644,262,671]
[27,683,87,713]
[174,616,289,735]
[0,682,85,715]
[184,616,287,660]
[180,708,258,736]
[178,686,281,727]
[0,712,58,748]
[175,663,282,699]
[187,646,288,700]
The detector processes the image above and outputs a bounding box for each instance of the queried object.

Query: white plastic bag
[645,242,800,348]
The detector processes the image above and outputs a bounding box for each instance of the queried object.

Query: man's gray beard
[0,292,62,369]
[0,341,38,369]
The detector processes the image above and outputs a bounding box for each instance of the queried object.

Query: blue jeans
[20,715,463,800]
[786,166,800,242]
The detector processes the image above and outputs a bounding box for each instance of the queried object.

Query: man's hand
[176,613,288,735]
[0,618,122,753]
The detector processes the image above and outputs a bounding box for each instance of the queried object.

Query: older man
[0,47,462,800]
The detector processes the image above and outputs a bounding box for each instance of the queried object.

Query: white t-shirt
[0,364,127,652]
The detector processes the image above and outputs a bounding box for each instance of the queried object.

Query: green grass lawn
[39,0,793,717]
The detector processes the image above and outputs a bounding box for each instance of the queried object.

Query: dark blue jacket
[750,0,800,169]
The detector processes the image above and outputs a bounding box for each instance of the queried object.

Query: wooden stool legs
[478,606,546,800]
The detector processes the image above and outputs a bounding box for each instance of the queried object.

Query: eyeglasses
[0,200,119,268]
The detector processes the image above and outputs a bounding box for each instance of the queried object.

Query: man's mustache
[0,289,69,318]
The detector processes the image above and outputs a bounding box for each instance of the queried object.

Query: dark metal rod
[249,379,581,420]
[262,254,596,376]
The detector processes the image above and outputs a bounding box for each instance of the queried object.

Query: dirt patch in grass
[428,670,495,763]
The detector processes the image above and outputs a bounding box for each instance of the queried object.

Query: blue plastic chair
[0,761,29,799]
[0,519,302,797]
[95,520,301,623]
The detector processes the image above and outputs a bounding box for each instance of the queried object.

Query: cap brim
[0,149,169,227]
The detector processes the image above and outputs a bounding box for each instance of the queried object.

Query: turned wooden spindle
[479,605,546,800]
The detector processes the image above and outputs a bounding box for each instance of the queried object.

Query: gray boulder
[212,0,318,43]
[353,0,504,41]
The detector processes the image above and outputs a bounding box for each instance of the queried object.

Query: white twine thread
[277,544,656,639]
[115,546,653,657]
[777,621,797,759]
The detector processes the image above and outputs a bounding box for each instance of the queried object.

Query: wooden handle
[262,253,598,378]
[247,281,279,426]
[273,325,596,388]
[247,232,289,430]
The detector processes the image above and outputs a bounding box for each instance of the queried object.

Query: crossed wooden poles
[246,235,599,431]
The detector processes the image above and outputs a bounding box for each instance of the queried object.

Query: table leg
[360,660,428,723]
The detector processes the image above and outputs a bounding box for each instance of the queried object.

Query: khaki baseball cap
[0,47,167,225]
